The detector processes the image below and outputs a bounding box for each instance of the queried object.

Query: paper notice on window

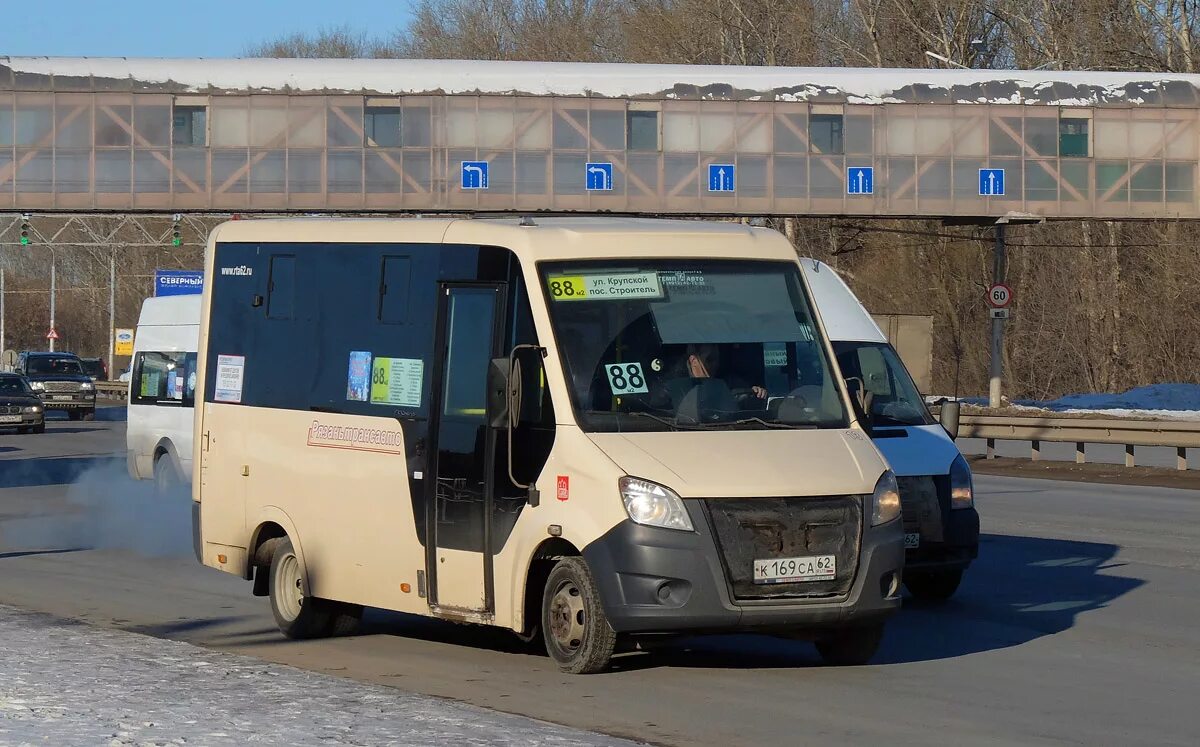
[547,271,663,302]
[763,343,789,368]
[370,357,424,407]
[214,355,246,403]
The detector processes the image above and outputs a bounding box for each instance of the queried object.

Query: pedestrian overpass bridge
[1,57,1198,221]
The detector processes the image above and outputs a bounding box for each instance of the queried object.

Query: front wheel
[66,411,80,421]
[542,557,617,674]
[269,537,332,639]
[81,409,96,422]
[32,422,45,434]
[815,624,885,666]
[153,455,178,496]
[904,569,964,602]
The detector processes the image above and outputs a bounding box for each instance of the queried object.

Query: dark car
[0,373,45,434]
[15,352,97,421]
[80,357,108,381]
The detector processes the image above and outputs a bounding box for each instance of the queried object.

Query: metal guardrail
[959,414,1200,471]
[95,381,128,401]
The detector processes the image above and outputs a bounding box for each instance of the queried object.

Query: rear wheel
[815,624,885,666]
[904,569,964,601]
[268,537,332,639]
[542,557,617,674]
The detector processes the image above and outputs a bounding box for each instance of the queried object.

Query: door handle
[202,431,210,452]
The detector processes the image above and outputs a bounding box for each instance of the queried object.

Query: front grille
[897,476,944,542]
[42,381,81,393]
[0,404,19,415]
[704,496,862,600]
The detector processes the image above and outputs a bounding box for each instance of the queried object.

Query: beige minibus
[192,217,904,673]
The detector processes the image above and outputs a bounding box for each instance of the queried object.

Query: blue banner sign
[155,269,204,296]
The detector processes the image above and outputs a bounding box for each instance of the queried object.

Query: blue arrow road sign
[979,168,1005,196]
[708,163,735,192]
[585,162,613,191]
[461,160,489,190]
[847,166,874,195]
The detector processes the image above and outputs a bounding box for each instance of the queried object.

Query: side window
[809,113,844,155]
[365,106,402,147]
[132,351,194,406]
[173,105,207,147]
[379,255,411,323]
[267,254,296,320]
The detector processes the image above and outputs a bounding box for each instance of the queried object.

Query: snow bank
[939,384,1200,420]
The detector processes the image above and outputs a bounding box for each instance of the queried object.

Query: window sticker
[763,343,788,368]
[346,351,372,402]
[370,357,425,407]
[214,355,245,403]
[557,475,570,502]
[141,371,160,398]
[658,270,714,296]
[166,372,179,400]
[604,362,649,395]
[547,271,663,302]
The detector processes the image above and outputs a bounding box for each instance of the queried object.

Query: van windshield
[832,341,933,427]
[540,259,848,432]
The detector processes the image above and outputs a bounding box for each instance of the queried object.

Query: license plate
[0,415,21,423]
[904,532,921,549]
[753,555,836,584]
[52,395,73,400]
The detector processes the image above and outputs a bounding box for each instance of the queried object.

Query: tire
[82,409,96,422]
[904,570,964,602]
[32,422,45,434]
[541,557,617,674]
[815,624,885,666]
[16,426,28,434]
[268,537,332,639]
[66,411,80,421]
[327,603,364,637]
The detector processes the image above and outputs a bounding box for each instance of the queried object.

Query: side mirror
[940,400,961,440]
[486,358,510,429]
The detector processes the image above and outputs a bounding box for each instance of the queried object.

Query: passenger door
[426,283,505,613]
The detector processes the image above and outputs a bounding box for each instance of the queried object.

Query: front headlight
[22,405,41,414]
[30,381,45,391]
[80,381,94,390]
[871,470,902,526]
[949,454,974,509]
[618,477,694,531]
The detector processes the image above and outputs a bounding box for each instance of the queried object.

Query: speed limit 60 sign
[988,283,1013,308]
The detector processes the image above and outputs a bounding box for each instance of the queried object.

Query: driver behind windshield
[647,343,767,414]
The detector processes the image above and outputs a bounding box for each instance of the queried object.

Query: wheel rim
[276,553,305,622]
[548,579,586,655]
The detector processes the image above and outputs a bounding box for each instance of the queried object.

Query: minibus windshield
[832,341,933,427]
[540,260,849,432]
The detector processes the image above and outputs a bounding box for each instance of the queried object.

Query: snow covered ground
[936,384,1200,420]
[0,605,638,747]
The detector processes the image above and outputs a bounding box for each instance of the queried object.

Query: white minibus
[193,218,905,673]
[126,294,202,492]
[802,259,978,600]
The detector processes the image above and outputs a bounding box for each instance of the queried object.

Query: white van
[802,259,979,601]
[126,295,202,492]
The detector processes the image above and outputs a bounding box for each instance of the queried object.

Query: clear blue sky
[3,0,415,57]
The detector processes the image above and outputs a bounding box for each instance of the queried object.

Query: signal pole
[49,259,56,352]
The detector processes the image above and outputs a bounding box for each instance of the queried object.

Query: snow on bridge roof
[3,56,1200,106]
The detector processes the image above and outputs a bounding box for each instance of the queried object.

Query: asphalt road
[1,416,1198,746]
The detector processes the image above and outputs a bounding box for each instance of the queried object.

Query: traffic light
[171,214,182,246]
[19,214,30,245]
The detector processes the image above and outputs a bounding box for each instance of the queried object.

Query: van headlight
[619,477,694,531]
[30,381,45,391]
[949,454,974,509]
[871,470,902,526]
[80,381,94,390]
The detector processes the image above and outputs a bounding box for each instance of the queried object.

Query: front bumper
[905,506,980,572]
[0,412,43,427]
[37,393,96,410]
[582,499,904,636]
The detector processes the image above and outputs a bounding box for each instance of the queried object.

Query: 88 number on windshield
[605,362,649,395]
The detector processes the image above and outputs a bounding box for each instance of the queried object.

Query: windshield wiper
[729,416,818,430]
[624,411,710,431]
